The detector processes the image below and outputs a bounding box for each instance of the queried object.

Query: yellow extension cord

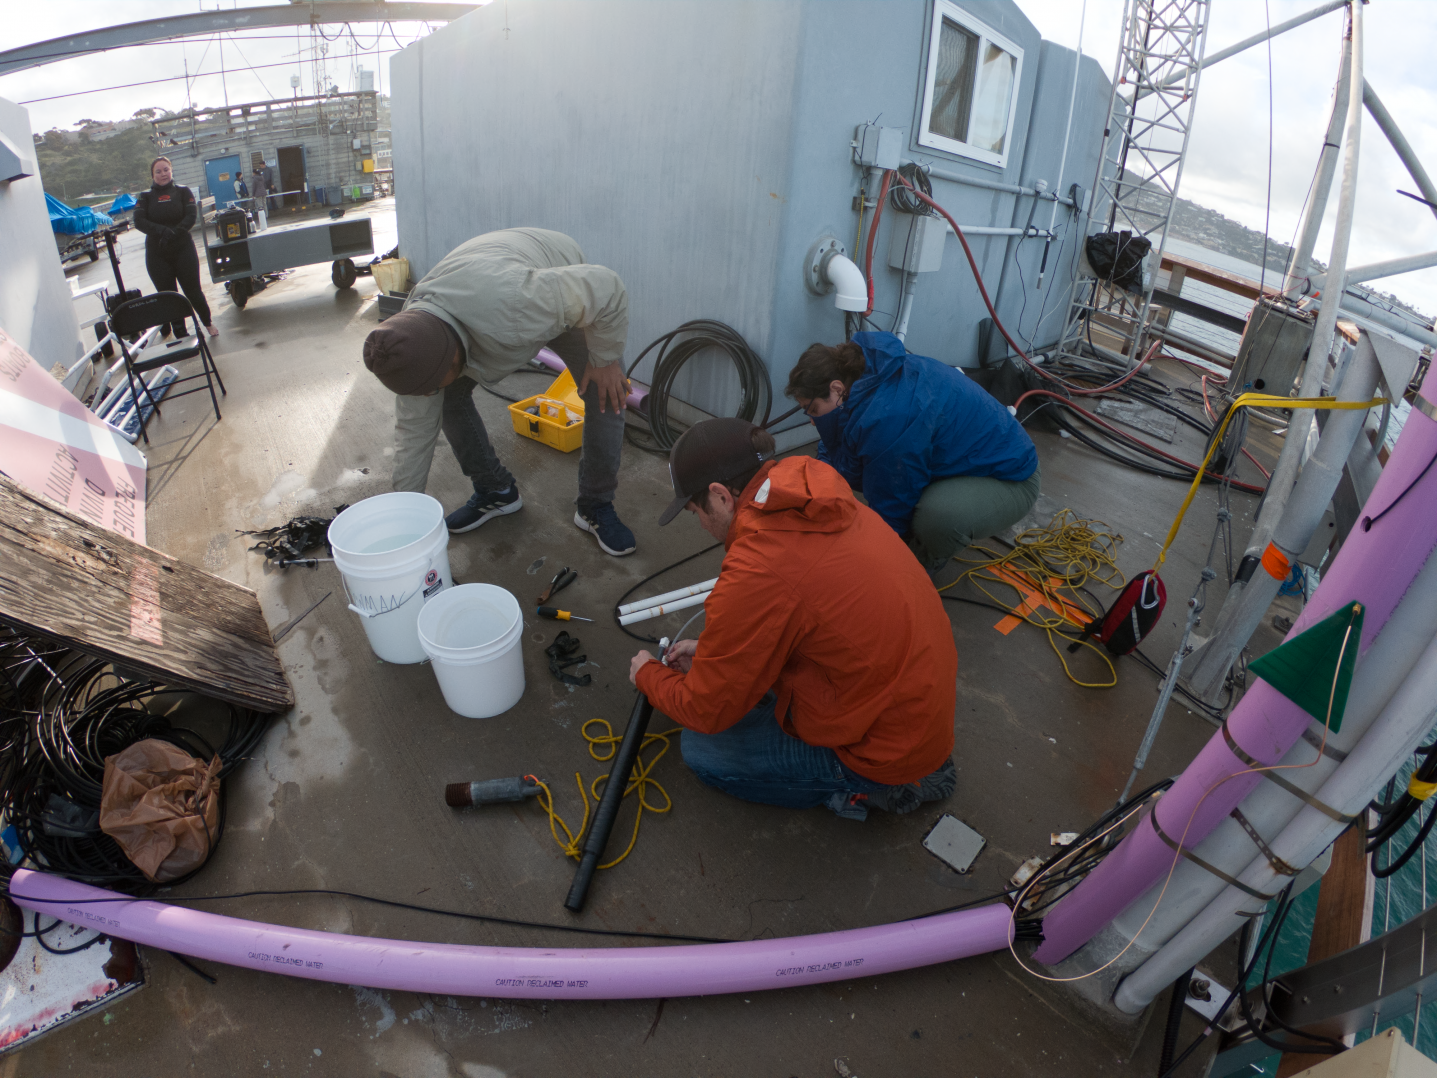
[531,718,682,871]
[1151,391,1385,572]
[938,509,1128,688]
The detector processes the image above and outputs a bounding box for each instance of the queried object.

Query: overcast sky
[2,1,1434,315]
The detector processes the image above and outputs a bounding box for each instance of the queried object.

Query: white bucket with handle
[328,492,452,664]
[417,584,525,717]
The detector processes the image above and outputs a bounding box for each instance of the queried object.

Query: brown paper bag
[100,739,221,883]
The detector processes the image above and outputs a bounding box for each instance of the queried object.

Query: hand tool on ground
[444,777,542,808]
[537,607,593,622]
[274,557,334,569]
[564,639,666,912]
[269,591,331,643]
[538,567,578,605]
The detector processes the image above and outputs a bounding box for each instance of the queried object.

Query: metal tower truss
[1057,0,1213,365]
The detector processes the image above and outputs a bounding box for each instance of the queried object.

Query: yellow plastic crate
[508,368,585,453]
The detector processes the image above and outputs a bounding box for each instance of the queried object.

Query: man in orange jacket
[629,418,958,820]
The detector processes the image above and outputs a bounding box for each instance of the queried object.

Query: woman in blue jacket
[786,331,1039,571]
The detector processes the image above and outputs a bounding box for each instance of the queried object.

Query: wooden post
[1275,820,1372,1076]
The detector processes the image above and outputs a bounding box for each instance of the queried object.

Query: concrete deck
[14,198,1289,1077]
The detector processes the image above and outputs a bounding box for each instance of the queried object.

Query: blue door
[204,154,243,209]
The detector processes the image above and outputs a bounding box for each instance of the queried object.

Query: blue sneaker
[574,503,636,556]
[446,486,522,533]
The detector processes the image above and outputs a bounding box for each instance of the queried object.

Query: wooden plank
[1160,252,1285,302]
[0,475,293,713]
[1275,821,1371,1077]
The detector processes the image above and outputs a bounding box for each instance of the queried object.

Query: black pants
[145,235,213,333]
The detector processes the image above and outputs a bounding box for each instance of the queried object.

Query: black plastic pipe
[564,692,654,912]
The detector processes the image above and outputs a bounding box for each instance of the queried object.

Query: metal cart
[202,211,374,309]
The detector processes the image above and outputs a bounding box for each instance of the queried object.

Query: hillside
[34,123,159,202]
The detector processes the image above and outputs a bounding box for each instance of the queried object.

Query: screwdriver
[536,606,593,622]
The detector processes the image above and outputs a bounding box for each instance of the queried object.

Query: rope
[530,719,681,870]
[938,509,1126,688]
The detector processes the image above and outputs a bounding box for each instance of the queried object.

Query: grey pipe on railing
[902,160,1079,209]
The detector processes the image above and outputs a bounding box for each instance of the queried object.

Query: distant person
[261,163,277,212]
[233,175,248,203]
[132,156,218,339]
[251,168,269,217]
[361,228,638,556]
[786,331,1039,574]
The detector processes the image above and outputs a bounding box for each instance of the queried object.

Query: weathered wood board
[0,474,293,713]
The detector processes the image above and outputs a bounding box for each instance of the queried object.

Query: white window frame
[917,1,1024,169]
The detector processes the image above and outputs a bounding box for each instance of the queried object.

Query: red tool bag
[1068,570,1167,656]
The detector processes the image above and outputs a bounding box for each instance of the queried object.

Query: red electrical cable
[861,170,894,318]
[890,174,1161,397]
[1011,388,1265,495]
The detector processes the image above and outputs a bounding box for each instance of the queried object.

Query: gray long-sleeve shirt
[390,228,628,493]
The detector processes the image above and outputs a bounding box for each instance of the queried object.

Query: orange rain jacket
[636,456,957,786]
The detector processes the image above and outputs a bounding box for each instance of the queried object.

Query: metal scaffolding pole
[1185,0,1367,703]
[1053,0,1213,367]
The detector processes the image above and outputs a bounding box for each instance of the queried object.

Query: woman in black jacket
[133,156,218,338]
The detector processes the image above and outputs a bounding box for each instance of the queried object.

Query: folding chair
[109,292,226,445]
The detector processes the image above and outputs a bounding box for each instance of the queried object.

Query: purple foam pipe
[9,869,1013,999]
[1034,386,1437,965]
[534,347,648,414]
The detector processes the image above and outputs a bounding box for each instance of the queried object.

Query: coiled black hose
[625,320,772,452]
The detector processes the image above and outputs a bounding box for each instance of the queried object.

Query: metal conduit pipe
[1114,628,1437,1013]
[1153,0,1349,93]
[903,160,1079,209]
[1363,81,1437,224]
[1088,545,1437,988]
[1307,250,1437,291]
[1185,3,1365,701]
[1283,33,1352,296]
[1321,292,1437,350]
[1030,371,1437,968]
[1185,330,1380,702]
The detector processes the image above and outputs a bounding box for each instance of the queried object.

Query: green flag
[1248,600,1364,733]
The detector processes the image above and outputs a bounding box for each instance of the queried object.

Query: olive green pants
[908,465,1042,570]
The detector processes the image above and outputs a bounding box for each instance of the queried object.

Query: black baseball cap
[658,418,769,526]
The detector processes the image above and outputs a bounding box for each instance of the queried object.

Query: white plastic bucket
[328,493,452,664]
[416,584,525,718]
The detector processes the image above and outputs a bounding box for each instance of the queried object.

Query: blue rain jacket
[811,332,1037,537]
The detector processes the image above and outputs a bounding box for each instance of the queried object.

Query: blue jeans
[442,329,625,512]
[679,694,887,821]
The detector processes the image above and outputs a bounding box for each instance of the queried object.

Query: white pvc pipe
[1115,626,1437,1013]
[822,253,867,312]
[617,578,717,617]
[1047,0,1087,234]
[618,591,708,626]
[894,275,918,342]
[1096,542,1437,983]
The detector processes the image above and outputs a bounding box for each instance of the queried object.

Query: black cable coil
[0,626,272,894]
[625,320,773,453]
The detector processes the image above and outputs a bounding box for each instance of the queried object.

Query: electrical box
[1231,297,1315,395]
[853,123,905,171]
[888,214,946,274]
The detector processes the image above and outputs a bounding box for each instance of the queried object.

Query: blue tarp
[45,192,113,235]
[107,192,136,214]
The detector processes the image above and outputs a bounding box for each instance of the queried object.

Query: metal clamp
[1148,808,1278,902]
[1223,721,1357,825]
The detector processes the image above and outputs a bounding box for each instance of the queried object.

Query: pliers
[538,567,578,605]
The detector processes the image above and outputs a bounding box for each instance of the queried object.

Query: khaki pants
[908,464,1041,569]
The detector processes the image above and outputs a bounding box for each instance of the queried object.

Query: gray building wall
[0,96,81,368]
[390,0,1110,436]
